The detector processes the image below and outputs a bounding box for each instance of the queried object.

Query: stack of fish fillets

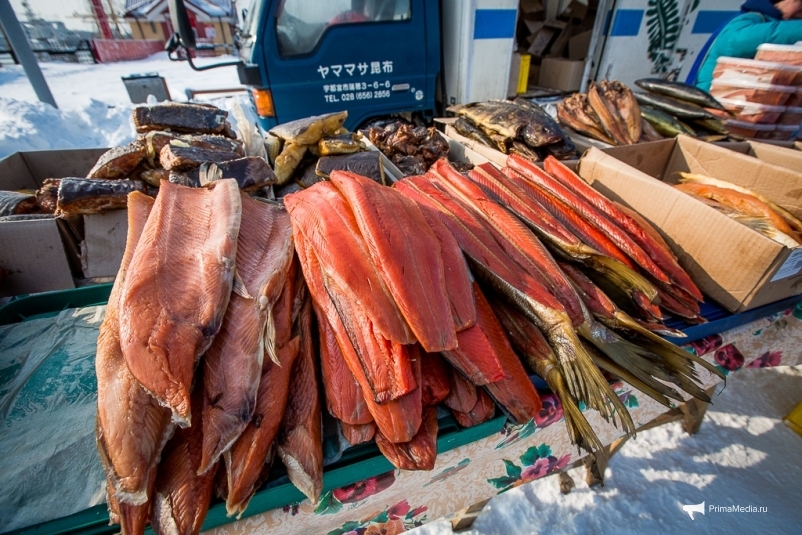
[95,178,318,534]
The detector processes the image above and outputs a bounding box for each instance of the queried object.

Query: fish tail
[545,366,604,454]
[588,254,658,303]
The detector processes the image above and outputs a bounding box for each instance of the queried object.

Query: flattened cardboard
[0,218,74,297]
[728,140,802,173]
[81,210,128,278]
[438,118,508,167]
[582,138,802,312]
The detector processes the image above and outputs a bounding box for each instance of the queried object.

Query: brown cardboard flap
[81,210,128,278]
[744,140,802,173]
[0,152,37,190]
[21,148,108,187]
[579,147,786,311]
[672,136,802,218]
[599,139,675,180]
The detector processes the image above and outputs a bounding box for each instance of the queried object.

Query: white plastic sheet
[0,306,107,532]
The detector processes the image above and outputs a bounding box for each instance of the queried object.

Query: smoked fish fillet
[225,337,300,517]
[119,179,241,426]
[293,229,422,443]
[329,170,456,352]
[96,191,174,509]
[277,297,324,505]
[341,421,377,445]
[199,194,294,475]
[421,352,451,407]
[285,183,416,402]
[106,477,153,535]
[152,381,218,535]
[472,283,543,424]
[284,182,413,344]
[317,303,373,425]
[443,370,478,413]
[451,389,496,428]
[375,407,438,471]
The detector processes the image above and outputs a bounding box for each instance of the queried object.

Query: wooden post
[584,435,630,488]
[450,498,491,532]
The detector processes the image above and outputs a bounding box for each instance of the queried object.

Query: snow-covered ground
[410,365,802,535]
[0,52,241,159]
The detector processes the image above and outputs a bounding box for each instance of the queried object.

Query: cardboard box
[582,136,802,312]
[539,58,584,91]
[81,210,128,278]
[569,30,592,60]
[527,24,559,56]
[719,140,802,172]
[0,148,107,296]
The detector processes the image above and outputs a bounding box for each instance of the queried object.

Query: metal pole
[0,0,56,107]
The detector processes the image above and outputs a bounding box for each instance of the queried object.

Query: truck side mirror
[169,0,196,49]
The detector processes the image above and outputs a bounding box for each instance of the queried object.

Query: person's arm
[723,14,802,57]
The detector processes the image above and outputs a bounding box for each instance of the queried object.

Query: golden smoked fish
[119,179,241,426]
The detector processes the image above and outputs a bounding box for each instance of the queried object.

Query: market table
[3,289,799,535]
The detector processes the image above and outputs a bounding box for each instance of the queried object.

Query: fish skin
[421,352,451,407]
[341,421,377,445]
[317,304,373,425]
[602,81,642,145]
[430,163,585,327]
[640,106,695,137]
[329,170,457,353]
[294,229,423,443]
[443,370,479,413]
[277,297,324,505]
[375,407,439,471]
[199,195,294,476]
[225,337,301,517]
[507,154,671,285]
[470,284,542,424]
[96,191,175,506]
[453,116,497,148]
[403,188,477,332]
[451,389,496,428]
[284,182,414,344]
[119,179,241,427]
[544,157,704,302]
[501,166,635,270]
[557,94,616,145]
[152,381,218,535]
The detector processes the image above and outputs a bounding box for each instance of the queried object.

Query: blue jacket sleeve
[719,13,802,57]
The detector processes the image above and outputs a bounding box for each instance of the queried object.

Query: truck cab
[235,0,441,132]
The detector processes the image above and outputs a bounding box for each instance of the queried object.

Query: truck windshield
[276,0,410,57]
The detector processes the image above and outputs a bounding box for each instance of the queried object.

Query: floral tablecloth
[205,304,802,535]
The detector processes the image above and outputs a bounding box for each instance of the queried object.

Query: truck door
[261,0,439,130]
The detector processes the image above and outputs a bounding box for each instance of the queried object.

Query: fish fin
[587,254,658,303]
[264,306,279,366]
[233,270,253,299]
[545,367,605,455]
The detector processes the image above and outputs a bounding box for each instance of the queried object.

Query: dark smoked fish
[88,141,146,179]
[0,191,37,216]
[55,178,148,217]
[159,144,241,171]
[133,102,233,137]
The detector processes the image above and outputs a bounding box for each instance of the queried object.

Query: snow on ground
[410,365,802,535]
[0,52,241,159]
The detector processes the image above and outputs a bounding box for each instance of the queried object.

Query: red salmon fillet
[277,296,324,504]
[472,284,543,424]
[329,171,456,352]
[341,421,377,445]
[375,407,439,471]
[96,191,174,508]
[443,370,478,413]
[294,229,422,443]
[199,194,294,475]
[421,352,451,407]
[317,303,373,425]
[284,182,413,344]
[152,381,218,535]
[451,388,496,428]
[225,337,300,516]
[286,183,417,402]
[119,180,241,426]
